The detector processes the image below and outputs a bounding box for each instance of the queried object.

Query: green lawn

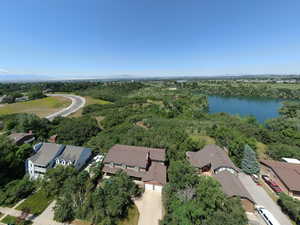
[1,215,32,225]
[16,190,53,216]
[0,96,71,117]
[118,205,139,225]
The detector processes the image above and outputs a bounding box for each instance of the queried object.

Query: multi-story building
[26,142,92,179]
[103,144,167,192]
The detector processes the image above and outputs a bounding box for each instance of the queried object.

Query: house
[9,132,35,145]
[15,96,29,102]
[0,95,7,103]
[103,144,167,192]
[55,145,92,170]
[186,144,255,212]
[261,160,300,198]
[27,143,92,179]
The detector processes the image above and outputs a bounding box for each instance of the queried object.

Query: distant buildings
[103,144,167,192]
[27,143,92,180]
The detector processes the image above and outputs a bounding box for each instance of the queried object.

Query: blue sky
[0,0,300,79]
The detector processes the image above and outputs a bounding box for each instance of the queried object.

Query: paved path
[239,173,292,225]
[0,202,64,225]
[135,190,163,225]
[33,201,64,225]
[45,94,86,121]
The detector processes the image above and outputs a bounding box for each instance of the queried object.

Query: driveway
[239,173,292,225]
[135,190,163,225]
[45,94,86,121]
[33,201,63,225]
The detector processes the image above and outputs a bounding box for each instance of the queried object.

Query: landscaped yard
[16,190,54,216]
[1,215,32,225]
[118,205,139,225]
[0,96,71,117]
[70,96,111,117]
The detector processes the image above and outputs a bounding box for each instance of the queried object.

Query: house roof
[102,161,167,185]
[261,160,300,192]
[186,144,239,171]
[142,162,167,185]
[57,145,89,163]
[29,143,63,166]
[213,171,254,203]
[8,132,34,144]
[104,144,166,168]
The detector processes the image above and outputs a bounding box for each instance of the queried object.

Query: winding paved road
[45,94,86,121]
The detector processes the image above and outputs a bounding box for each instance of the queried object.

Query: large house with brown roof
[186,144,255,212]
[261,160,300,198]
[103,144,167,192]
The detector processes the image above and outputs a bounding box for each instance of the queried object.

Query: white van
[255,205,281,225]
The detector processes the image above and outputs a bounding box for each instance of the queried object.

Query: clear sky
[0,0,300,79]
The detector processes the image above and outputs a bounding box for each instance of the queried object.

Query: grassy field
[70,96,111,117]
[1,215,32,225]
[16,190,53,216]
[0,96,71,117]
[118,205,139,225]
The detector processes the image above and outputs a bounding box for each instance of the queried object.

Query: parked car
[251,174,260,184]
[255,205,280,225]
[262,175,283,194]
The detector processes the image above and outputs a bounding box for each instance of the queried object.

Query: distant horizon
[1,73,300,82]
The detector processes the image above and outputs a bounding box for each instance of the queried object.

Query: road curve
[45,94,86,121]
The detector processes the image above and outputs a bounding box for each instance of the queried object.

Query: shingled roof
[57,145,87,163]
[261,160,300,192]
[8,132,34,145]
[29,143,64,166]
[213,171,254,203]
[186,144,239,171]
[104,144,166,168]
[103,144,167,185]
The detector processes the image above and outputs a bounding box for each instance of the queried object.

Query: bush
[277,193,300,224]
[0,178,35,207]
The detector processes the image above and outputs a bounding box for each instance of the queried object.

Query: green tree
[54,192,75,222]
[241,144,260,174]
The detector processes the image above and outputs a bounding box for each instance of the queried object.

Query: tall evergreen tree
[241,144,260,174]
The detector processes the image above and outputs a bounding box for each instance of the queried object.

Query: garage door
[145,183,154,191]
[154,185,163,192]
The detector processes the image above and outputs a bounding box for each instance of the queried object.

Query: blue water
[208,96,284,123]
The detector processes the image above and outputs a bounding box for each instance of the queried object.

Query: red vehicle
[262,175,283,194]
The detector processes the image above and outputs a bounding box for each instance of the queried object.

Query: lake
[208,95,284,123]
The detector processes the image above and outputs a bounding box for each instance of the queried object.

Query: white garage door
[145,183,154,191]
[154,185,163,192]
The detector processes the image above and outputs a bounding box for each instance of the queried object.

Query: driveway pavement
[135,190,163,225]
[45,94,86,121]
[33,201,63,225]
[239,173,292,225]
